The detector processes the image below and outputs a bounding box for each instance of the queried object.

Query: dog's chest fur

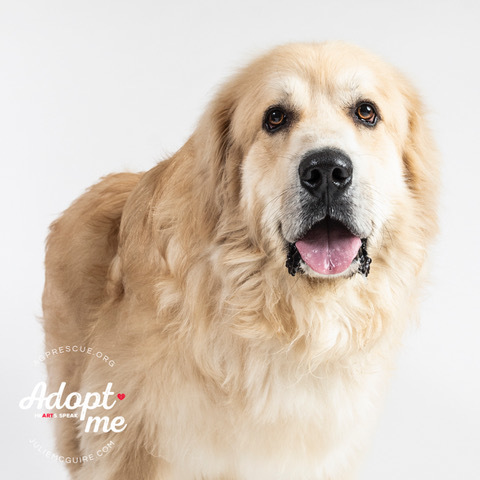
[143,333,389,480]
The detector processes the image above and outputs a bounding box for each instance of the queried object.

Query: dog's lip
[292,217,363,276]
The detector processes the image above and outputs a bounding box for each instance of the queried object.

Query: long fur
[42,42,439,480]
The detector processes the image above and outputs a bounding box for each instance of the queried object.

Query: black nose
[298,148,353,199]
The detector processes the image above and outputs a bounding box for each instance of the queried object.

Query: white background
[1,1,479,478]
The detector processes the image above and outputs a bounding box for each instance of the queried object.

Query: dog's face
[198,43,434,280]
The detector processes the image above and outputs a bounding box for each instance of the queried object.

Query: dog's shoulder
[44,172,141,324]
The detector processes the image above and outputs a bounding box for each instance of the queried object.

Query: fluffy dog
[43,42,439,479]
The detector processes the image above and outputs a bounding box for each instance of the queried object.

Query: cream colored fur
[43,42,439,479]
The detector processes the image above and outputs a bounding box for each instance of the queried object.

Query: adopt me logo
[19,345,127,465]
[19,381,127,433]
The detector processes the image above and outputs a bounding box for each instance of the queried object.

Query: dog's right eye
[264,107,288,132]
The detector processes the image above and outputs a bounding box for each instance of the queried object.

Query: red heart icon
[117,393,125,400]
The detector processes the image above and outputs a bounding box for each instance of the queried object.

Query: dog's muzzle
[285,148,372,278]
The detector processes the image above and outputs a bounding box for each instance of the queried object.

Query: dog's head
[193,42,438,281]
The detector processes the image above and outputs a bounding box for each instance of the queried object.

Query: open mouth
[286,217,371,277]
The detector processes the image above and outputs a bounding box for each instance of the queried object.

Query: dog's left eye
[355,103,378,125]
[264,107,288,132]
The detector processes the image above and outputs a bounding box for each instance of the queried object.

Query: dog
[42,42,439,479]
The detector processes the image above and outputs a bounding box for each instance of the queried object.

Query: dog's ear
[198,89,236,171]
[192,81,243,212]
[402,87,440,239]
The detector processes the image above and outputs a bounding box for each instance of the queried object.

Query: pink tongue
[295,219,362,275]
